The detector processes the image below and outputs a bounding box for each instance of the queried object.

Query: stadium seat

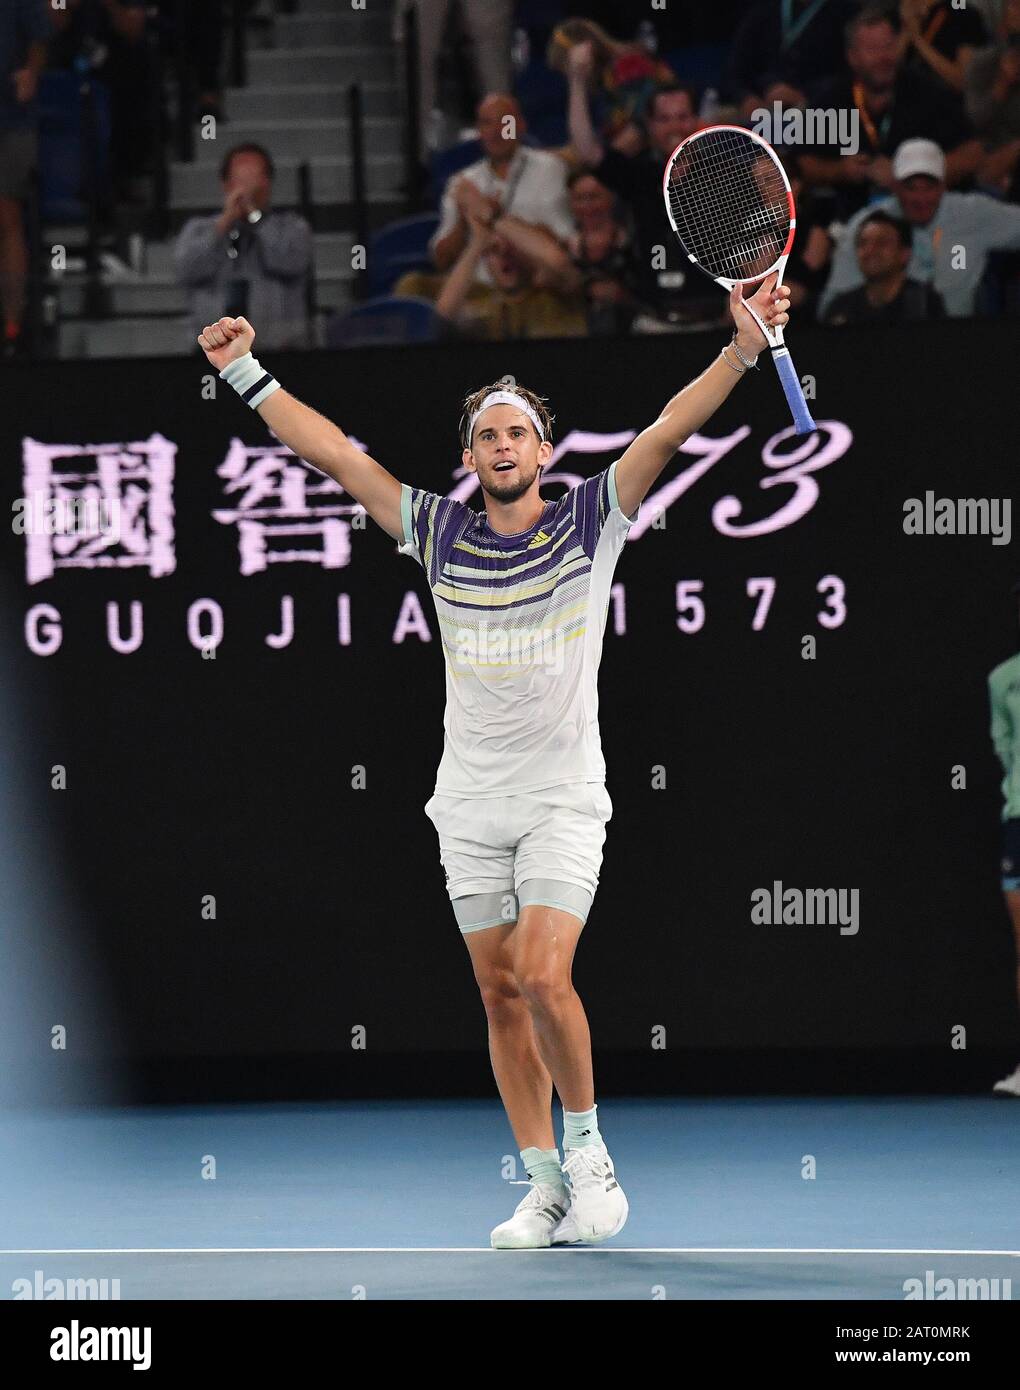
[324,295,441,347]
[36,70,112,224]
[367,213,441,297]
[427,138,482,205]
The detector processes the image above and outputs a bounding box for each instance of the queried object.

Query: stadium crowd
[3,0,1020,355]
[397,0,1020,340]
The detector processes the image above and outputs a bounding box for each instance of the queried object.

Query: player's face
[855,222,908,280]
[464,405,546,502]
[896,174,943,226]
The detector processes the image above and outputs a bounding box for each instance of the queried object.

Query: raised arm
[565,42,604,167]
[197,316,404,542]
[613,277,790,519]
[490,213,583,293]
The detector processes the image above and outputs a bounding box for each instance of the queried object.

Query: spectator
[174,143,313,351]
[800,4,982,222]
[48,0,152,204]
[567,41,720,328]
[775,150,833,316]
[547,17,680,158]
[967,0,1020,198]
[394,0,512,162]
[430,93,574,287]
[818,138,1020,317]
[0,0,48,360]
[564,167,642,334]
[726,0,858,121]
[821,209,946,322]
[399,207,587,341]
[899,0,987,95]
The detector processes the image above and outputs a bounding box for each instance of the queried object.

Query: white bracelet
[219,351,281,408]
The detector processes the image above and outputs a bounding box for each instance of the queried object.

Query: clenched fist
[197,316,255,370]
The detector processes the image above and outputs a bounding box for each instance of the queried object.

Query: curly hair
[459,377,555,452]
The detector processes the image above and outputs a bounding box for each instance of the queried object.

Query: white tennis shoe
[992,1062,1020,1097]
[490,1179,570,1249]
[554,1142,628,1243]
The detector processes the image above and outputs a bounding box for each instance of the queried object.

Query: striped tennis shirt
[398,461,638,799]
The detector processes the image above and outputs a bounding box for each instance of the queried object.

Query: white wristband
[219,351,281,408]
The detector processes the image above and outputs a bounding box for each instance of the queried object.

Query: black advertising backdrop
[0,320,1016,1097]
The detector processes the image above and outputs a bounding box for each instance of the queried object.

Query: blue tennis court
[2,1097,1015,1299]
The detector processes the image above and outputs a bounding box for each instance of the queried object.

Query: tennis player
[990,581,1020,1098]
[198,271,791,1246]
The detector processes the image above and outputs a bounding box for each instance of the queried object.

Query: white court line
[1,1248,1017,1256]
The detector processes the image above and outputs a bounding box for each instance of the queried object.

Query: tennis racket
[662,123,816,436]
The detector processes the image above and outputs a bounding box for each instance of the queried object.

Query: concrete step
[58,316,194,359]
[56,311,343,359]
[170,155,404,208]
[275,10,395,47]
[52,264,358,317]
[194,116,402,160]
[225,81,399,121]
[247,45,397,86]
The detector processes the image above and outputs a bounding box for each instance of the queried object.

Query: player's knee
[515,967,572,1013]
[475,967,523,1022]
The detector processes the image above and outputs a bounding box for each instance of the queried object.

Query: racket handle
[770,346,816,437]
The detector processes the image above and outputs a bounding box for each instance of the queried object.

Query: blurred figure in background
[967,0,1020,200]
[988,581,1020,1097]
[899,0,987,95]
[547,17,680,159]
[0,0,48,360]
[174,143,312,352]
[563,167,641,335]
[818,139,1020,317]
[821,209,945,323]
[726,0,858,121]
[566,41,720,329]
[48,0,152,205]
[401,204,586,340]
[395,0,512,162]
[800,5,982,222]
[430,93,573,288]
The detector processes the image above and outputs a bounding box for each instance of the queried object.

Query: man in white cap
[818,137,1020,317]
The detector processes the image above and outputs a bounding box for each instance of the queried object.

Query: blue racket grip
[771,346,816,436]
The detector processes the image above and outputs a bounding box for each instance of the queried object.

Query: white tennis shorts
[423,781,613,932]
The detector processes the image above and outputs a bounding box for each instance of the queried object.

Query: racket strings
[666,128,790,281]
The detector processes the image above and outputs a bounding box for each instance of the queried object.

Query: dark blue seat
[324,295,441,347]
[427,137,482,206]
[367,213,441,297]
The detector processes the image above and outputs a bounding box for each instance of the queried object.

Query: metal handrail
[348,84,368,302]
[297,160,318,345]
[402,2,422,213]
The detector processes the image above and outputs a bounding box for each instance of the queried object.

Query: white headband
[467,390,545,445]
